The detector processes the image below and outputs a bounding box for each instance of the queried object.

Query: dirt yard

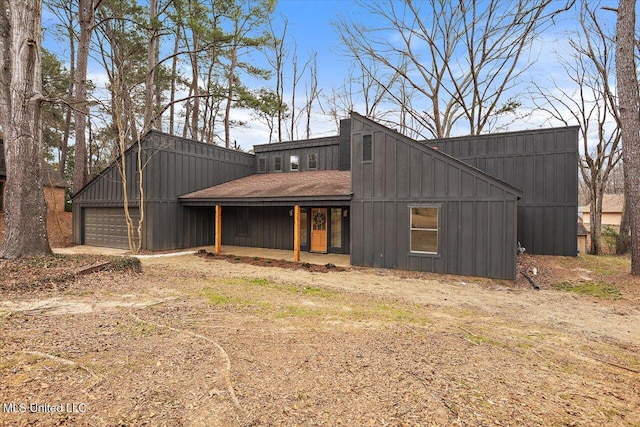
[1,253,639,426]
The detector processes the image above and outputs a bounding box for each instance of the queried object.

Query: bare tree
[265,15,287,142]
[615,0,640,274]
[303,53,320,139]
[0,0,52,258]
[532,1,621,254]
[335,0,574,139]
[73,0,101,193]
[45,0,76,182]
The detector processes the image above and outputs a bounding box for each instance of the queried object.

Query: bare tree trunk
[617,196,631,254]
[144,0,158,134]
[169,31,179,135]
[60,32,75,182]
[73,0,98,193]
[224,46,237,148]
[0,0,52,259]
[589,188,604,254]
[189,33,200,140]
[616,0,640,274]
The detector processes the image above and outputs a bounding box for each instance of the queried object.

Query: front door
[310,208,328,252]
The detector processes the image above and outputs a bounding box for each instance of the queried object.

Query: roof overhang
[179,169,352,207]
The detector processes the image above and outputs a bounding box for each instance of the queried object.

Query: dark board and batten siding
[350,113,521,280]
[72,130,255,251]
[218,206,351,254]
[253,137,340,173]
[429,127,579,256]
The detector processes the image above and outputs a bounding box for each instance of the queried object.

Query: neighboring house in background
[577,217,589,254]
[0,139,68,214]
[71,113,579,280]
[580,194,624,232]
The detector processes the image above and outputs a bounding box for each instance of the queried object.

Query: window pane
[411,230,438,253]
[258,158,266,173]
[308,153,317,169]
[363,135,372,161]
[312,210,327,230]
[274,156,282,171]
[300,209,307,246]
[411,207,438,229]
[331,208,342,248]
[290,155,299,171]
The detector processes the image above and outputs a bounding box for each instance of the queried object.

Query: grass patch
[199,288,232,305]
[302,286,336,298]
[552,281,621,299]
[573,254,630,276]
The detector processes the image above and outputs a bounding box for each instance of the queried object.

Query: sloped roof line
[349,112,524,198]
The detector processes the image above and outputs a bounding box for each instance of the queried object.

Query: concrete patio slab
[53,245,351,267]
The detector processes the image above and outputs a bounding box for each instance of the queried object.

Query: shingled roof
[180,170,352,203]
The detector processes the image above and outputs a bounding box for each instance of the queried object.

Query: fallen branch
[21,350,107,384]
[130,313,244,413]
[581,354,640,374]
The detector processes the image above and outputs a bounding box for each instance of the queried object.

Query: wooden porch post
[215,205,222,255]
[293,205,300,262]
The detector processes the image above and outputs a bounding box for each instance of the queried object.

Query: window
[362,134,372,162]
[274,156,282,172]
[290,155,299,171]
[410,206,439,254]
[330,208,342,248]
[300,208,308,246]
[258,157,266,173]
[307,153,317,170]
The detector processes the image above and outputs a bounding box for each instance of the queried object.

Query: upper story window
[290,155,299,171]
[307,153,317,170]
[362,134,372,162]
[274,156,282,172]
[410,206,439,254]
[258,157,266,173]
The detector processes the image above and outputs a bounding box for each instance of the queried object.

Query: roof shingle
[180,170,351,201]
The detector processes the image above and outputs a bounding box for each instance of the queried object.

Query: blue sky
[40,0,627,151]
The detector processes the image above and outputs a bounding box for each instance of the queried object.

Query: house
[0,139,68,213]
[71,113,579,280]
[577,217,589,254]
[581,194,624,232]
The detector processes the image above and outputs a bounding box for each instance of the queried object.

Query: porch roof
[179,170,352,206]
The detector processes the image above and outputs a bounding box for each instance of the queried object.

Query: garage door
[83,207,140,249]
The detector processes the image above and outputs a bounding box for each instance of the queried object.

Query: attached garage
[83,207,139,249]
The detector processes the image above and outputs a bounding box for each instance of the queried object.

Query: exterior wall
[582,212,621,229]
[44,186,66,214]
[254,137,340,173]
[577,235,587,255]
[430,127,579,256]
[72,131,256,251]
[350,114,520,280]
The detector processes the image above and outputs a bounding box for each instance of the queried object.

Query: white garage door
[83,207,140,249]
